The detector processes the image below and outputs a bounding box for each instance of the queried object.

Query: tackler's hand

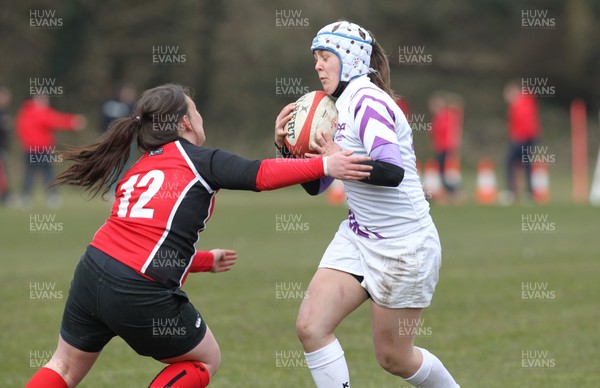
[210,249,238,273]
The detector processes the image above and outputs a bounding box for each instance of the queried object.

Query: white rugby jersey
[334,76,432,238]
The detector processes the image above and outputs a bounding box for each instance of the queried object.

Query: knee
[375,346,418,378]
[295,314,330,346]
[211,353,222,376]
[295,314,316,343]
[204,348,221,377]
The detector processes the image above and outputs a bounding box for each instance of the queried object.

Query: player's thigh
[297,268,368,337]
[47,335,101,387]
[159,325,220,376]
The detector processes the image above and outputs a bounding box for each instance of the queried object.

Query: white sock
[304,339,350,388]
[404,347,459,387]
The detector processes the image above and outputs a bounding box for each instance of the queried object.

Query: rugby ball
[284,91,338,157]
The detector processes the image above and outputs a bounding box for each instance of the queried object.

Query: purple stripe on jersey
[359,106,396,142]
[363,225,384,239]
[370,142,404,168]
[348,209,385,239]
[348,209,369,238]
[354,91,396,123]
[371,135,392,150]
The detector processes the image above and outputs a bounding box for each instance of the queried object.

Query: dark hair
[53,84,190,198]
[368,39,397,99]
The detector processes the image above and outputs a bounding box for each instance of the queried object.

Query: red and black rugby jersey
[91,138,324,288]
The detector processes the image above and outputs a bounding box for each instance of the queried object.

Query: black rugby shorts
[60,248,207,360]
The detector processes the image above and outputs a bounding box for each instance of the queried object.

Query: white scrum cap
[310,21,373,83]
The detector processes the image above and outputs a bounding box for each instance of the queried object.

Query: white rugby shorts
[319,220,441,308]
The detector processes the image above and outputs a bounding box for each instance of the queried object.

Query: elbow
[391,169,405,186]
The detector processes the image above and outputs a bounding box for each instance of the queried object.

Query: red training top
[431,106,460,153]
[16,100,79,150]
[395,96,410,120]
[508,93,540,143]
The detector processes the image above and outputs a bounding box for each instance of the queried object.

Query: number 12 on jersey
[117,170,165,218]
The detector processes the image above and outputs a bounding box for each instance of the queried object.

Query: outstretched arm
[189,249,237,273]
[187,143,370,192]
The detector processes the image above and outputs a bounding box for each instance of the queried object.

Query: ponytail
[53,117,139,198]
[53,83,190,198]
[368,40,397,100]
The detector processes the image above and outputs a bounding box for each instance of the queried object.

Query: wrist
[322,156,329,176]
[190,250,215,272]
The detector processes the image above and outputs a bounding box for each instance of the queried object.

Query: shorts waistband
[82,247,167,291]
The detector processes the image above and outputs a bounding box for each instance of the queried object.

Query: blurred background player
[100,84,139,196]
[26,84,371,388]
[15,94,85,208]
[428,91,463,202]
[276,21,459,387]
[396,95,410,118]
[502,80,541,204]
[0,86,12,204]
[100,84,136,132]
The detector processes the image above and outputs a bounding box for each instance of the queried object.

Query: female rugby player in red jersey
[26,84,371,388]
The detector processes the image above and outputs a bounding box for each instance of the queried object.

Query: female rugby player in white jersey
[275,21,460,387]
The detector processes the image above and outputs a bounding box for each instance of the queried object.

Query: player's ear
[181,115,193,131]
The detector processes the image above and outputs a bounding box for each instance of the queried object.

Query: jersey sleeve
[181,250,215,284]
[276,144,333,195]
[189,250,215,272]
[301,176,334,196]
[254,157,324,191]
[352,91,403,167]
[183,142,325,192]
[188,146,262,191]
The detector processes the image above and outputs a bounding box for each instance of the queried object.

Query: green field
[1,187,599,387]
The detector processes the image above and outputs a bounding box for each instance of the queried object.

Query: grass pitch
[1,187,599,387]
